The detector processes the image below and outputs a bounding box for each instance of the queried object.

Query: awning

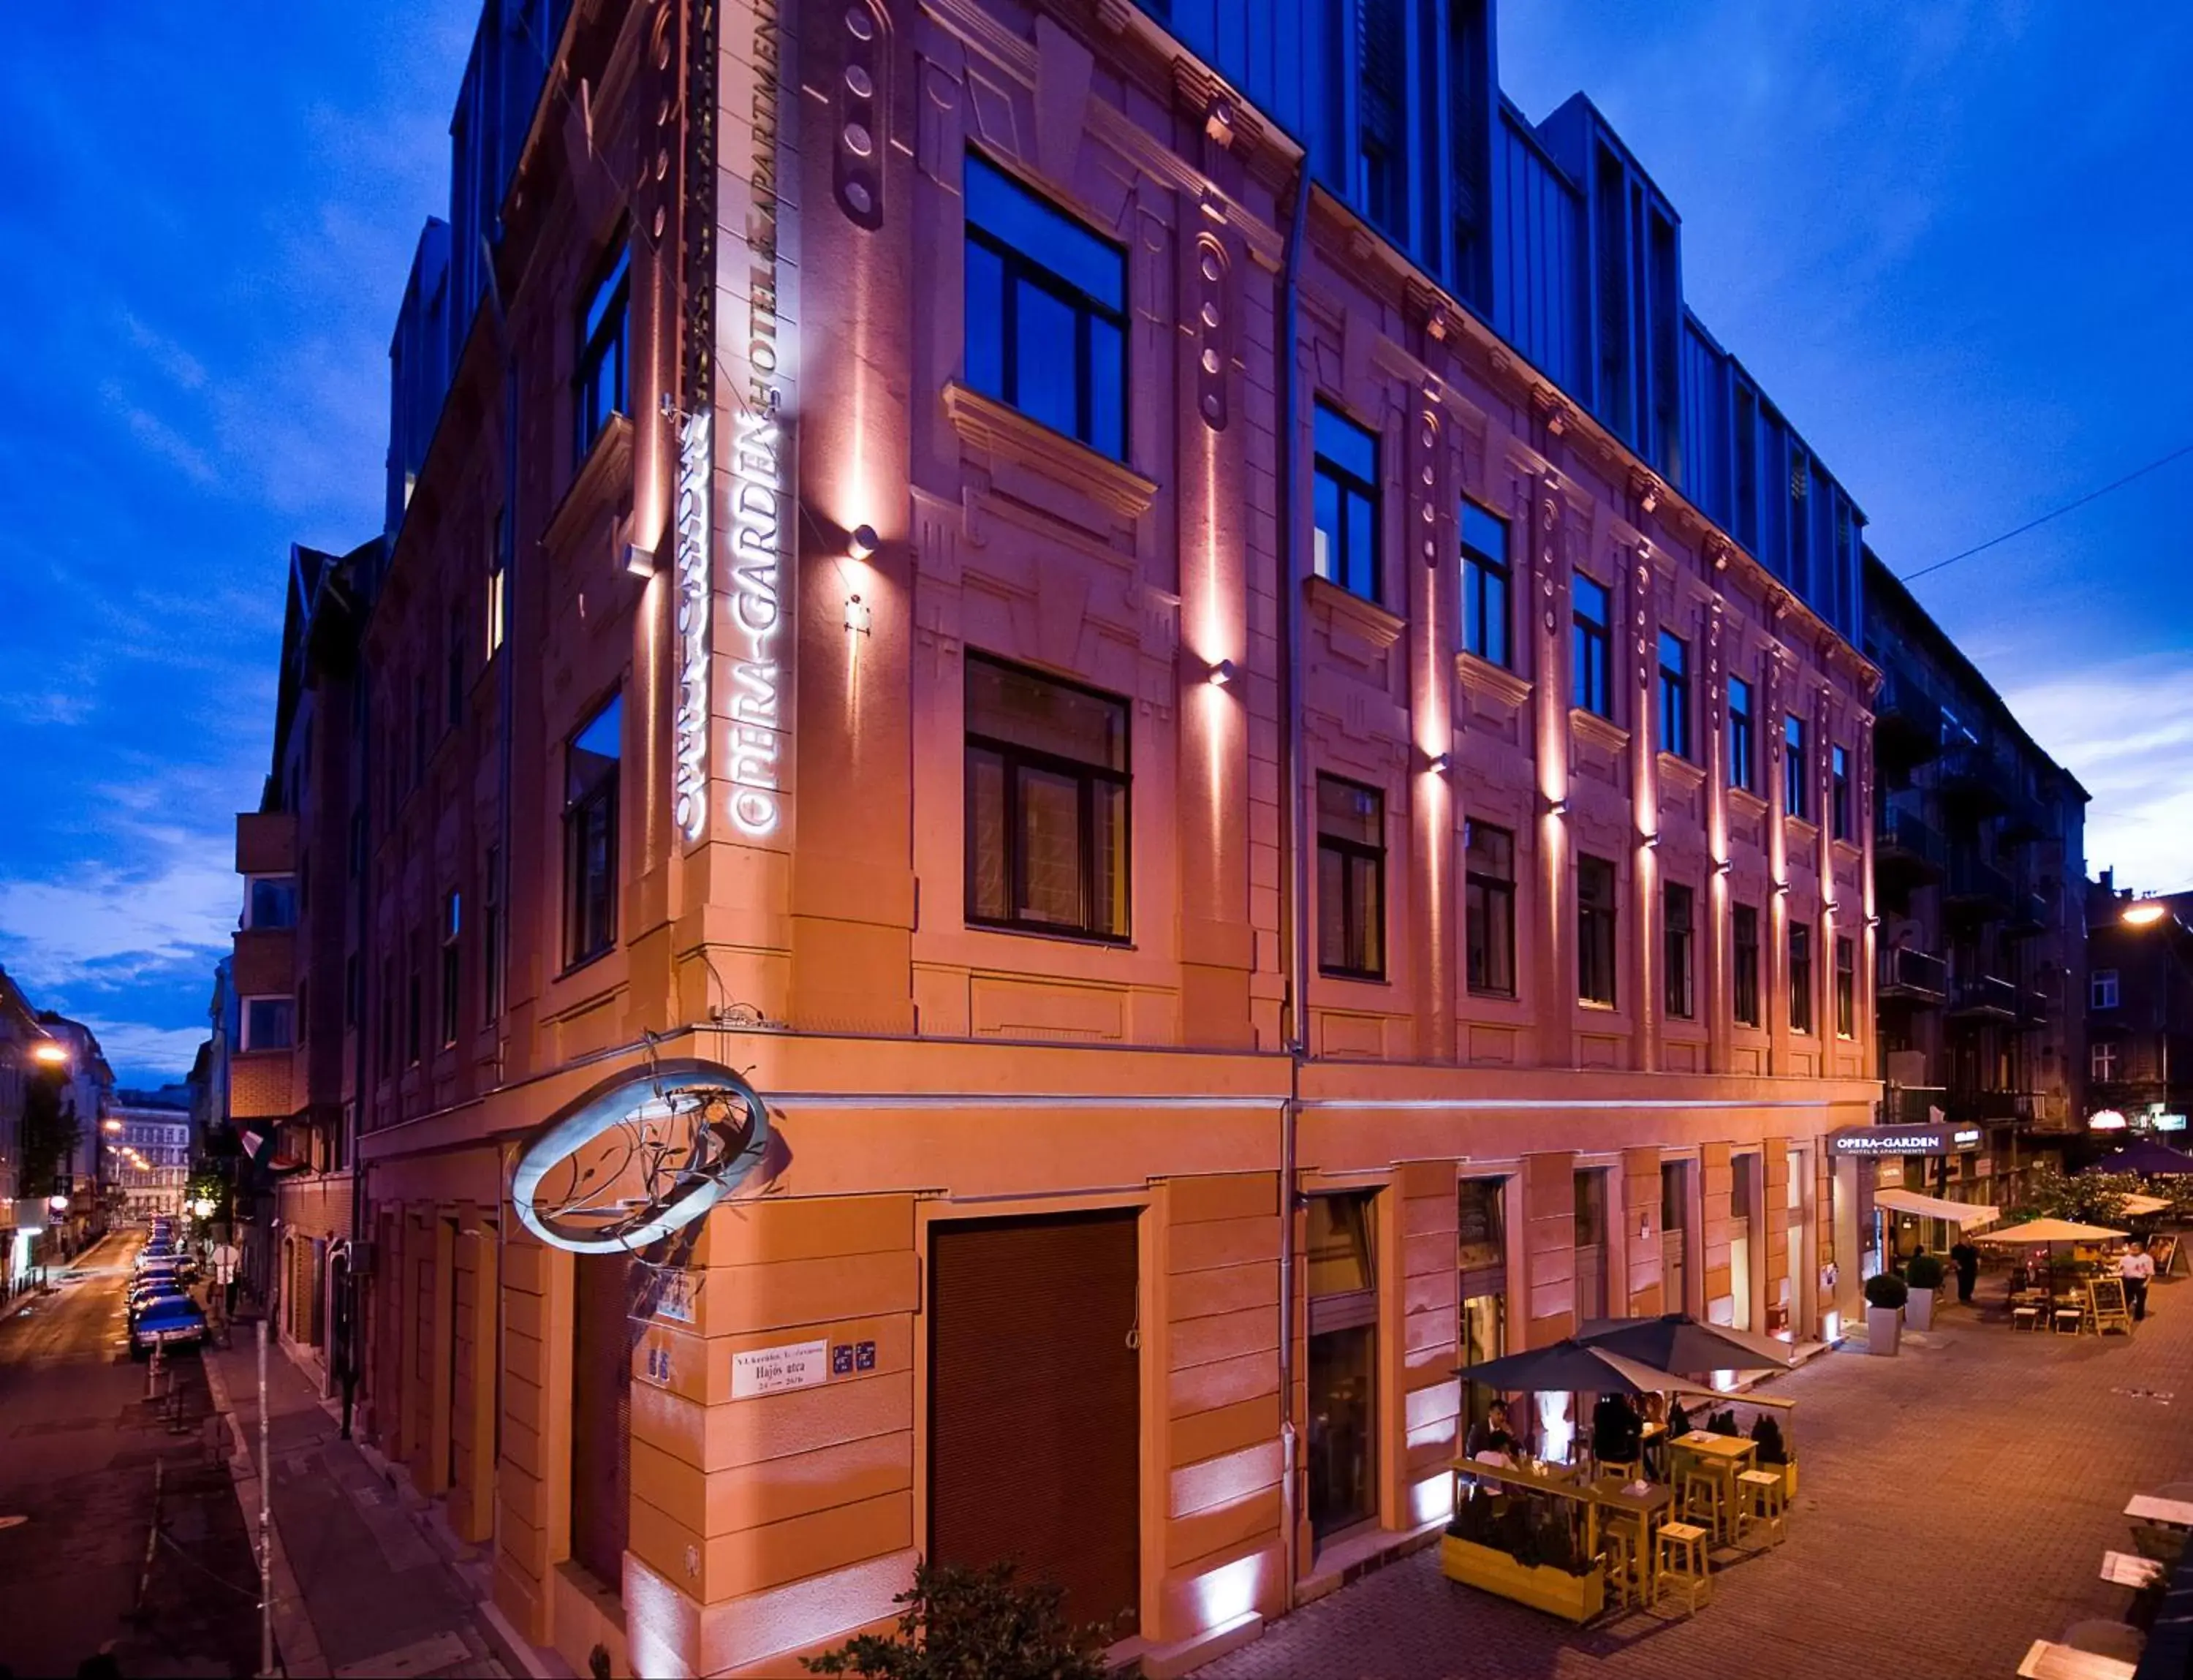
[1874,1188,1999,1228]
[2120,1193,2172,1219]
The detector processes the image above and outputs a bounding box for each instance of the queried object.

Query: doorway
[1306,1193,1379,1543]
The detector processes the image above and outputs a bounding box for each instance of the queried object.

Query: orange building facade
[291,1,1885,1674]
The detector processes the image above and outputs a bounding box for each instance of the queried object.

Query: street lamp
[30,1041,68,1067]
[2124,901,2169,927]
[192,1197,215,1219]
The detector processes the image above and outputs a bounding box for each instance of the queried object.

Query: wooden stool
[2053,1306,2085,1336]
[1602,1523,1641,1609]
[2012,1304,2042,1332]
[1655,1521,1712,1616]
[1679,1466,1722,1536]
[1737,1468,1787,1547]
[1599,1458,1643,1486]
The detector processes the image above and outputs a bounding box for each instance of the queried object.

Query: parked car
[129,1293,206,1357]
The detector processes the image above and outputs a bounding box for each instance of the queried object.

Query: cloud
[2004,654,2193,897]
[83,1019,211,1086]
[0,827,237,993]
[119,310,208,391]
[100,379,220,488]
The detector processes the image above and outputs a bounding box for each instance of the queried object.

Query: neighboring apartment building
[254,1,1897,1673]
[229,540,380,1378]
[34,1013,115,1252]
[1864,556,2088,1238]
[1,966,56,1292]
[107,1097,194,1221]
[2086,877,2193,1134]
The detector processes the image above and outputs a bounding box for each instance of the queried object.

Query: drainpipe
[1274,154,1313,1616]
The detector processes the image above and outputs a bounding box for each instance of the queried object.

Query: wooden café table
[1669,1430,1756,1541]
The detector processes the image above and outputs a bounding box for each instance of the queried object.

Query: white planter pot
[1866,1305,1904,1355]
[1906,1288,1935,1332]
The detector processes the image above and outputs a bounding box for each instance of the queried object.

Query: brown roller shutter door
[569,1252,633,1590]
[929,1211,1140,1641]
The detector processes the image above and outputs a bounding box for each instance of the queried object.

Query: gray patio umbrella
[1575,1312,1795,1376]
[1455,1339,1718,1398]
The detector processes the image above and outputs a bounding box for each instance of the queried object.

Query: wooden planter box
[1439,1534,1606,1623]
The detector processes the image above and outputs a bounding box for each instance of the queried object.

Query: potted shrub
[1864,1271,1909,1355]
[1904,1252,1945,1331]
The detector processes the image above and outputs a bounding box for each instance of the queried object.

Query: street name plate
[732,1339,828,1399]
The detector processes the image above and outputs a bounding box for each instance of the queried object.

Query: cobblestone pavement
[1200,1281,2193,1680]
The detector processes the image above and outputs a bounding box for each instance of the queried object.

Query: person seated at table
[1749,1413,1787,1466]
[1667,1396,1694,1439]
[1707,1407,1740,1437]
[1464,1399,1518,1464]
[1591,1392,1643,1468]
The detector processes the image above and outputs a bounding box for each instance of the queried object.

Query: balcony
[230,926,295,999]
[227,1049,295,1121]
[1938,743,2011,814]
[2015,985,2051,1030]
[1875,795,1946,894]
[2006,889,2049,937]
[1944,1086,2025,1124]
[1948,974,2018,1021]
[1878,945,1949,1007]
[1944,854,2015,921]
[235,810,297,877]
[1872,654,1944,771]
[1999,785,2053,844]
[1883,1085,1950,1126]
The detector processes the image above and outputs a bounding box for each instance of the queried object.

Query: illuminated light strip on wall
[719,0,798,841]
[671,409,713,841]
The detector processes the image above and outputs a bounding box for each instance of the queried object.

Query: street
[0,1233,259,1679]
[1198,1279,2193,1680]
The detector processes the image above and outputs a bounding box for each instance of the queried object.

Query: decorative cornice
[1305,575,1406,651]
[941,382,1159,518]
[541,413,635,556]
[1571,707,1631,757]
[1456,651,1532,710]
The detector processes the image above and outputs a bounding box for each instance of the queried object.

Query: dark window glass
[1457,1178,1505,1271]
[483,844,504,1023]
[249,876,298,930]
[1729,676,1754,792]
[1664,881,1695,1019]
[244,998,293,1051]
[1317,776,1385,980]
[564,693,623,966]
[1313,404,1381,604]
[1572,576,1612,718]
[1734,904,1762,1026]
[1662,1161,1687,1230]
[406,937,423,1065]
[1658,630,1690,760]
[964,654,1130,940]
[1464,820,1515,996]
[1835,934,1856,1037]
[575,241,631,461]
[1790,922,1814,1034]
[1577,854,1617,1005]
[1831,743,1851,841]
[1356,0,1406,235]
[1784,713,1808,820]
[439,890,461,1048]
[1461,502,1510,668]
[378,958,394,1078]
[963,153,1127,459]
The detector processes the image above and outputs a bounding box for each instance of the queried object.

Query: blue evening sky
[0,2,2187,1081]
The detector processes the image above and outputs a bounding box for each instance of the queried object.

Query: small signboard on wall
[731,1339,829,1399]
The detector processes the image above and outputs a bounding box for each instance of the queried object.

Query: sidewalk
[202,1303,542,1680]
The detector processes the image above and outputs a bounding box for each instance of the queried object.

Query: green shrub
[1905,1252,1946,1290]
[1864,1271,1909,1309]
[803,1559,1113,1680]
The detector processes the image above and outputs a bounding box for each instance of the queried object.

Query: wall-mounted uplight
[1773,879,1792,896]
[1641,832,1660,850]
[849,524,879,562]
[1207,658,1239,688]
[1425,751,1452,776]
[1714,858,1733,876]
[621,542,657,579]
[1545,795,1569,817]
[1865,914,1882,928]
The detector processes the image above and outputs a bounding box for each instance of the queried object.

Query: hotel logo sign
[1828,1124,1982,1157]
[672,409,712,841]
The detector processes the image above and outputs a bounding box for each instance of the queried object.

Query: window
[406,938,423,1066]
[2094,1040,2121,1083]
[1577,854,1617,1006]
[1789,923,1814,1034]
[575,241,631,460]
[1729,676,1755,792]
[446,604,466,730]
[483,845,504,1023]
[1658,631,1691,760]
[1356,0,1406,234]
[1457,1177,1505,1271]
[343,953,360,1030]
[1784,714,1808,820]
[2092,969,2121,1010]
[488,507,508,657]
[1664,882,1695,1019]
[564,693,624,966]
[1734,905,1762,1026]
[1572,575,1612,718]
[963,152,1126,458]
[1661,1161,1687,1230]
[1464,821,1515,996]
[1317,776,1386,980]
[243,997,294,1052]
[1830,743,1851,841]
[1460,501,1510,667]
[347,809,366,879]
[439,891,461,1048]
[1312,404,1381,603]
[965,655,1129,941]
[246,875,298,930]
[1835,934,1856,1037]
[378,957,394,1078]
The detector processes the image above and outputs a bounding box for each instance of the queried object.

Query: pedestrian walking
[1950,1237,1980,1306]
[2119,1239,2156,1323]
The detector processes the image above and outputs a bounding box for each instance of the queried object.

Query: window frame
[562,691,624,971]
[1789,921,1815,1035]
[1733,904,1762,1027]
[241,996,294,1053]
[1728,676,1755,792]
[245,874,298,931]
[1830,743,1852,841]
[1577,853,1618,1007]
[1464,820,1517,998]
[1572,575,1613,719]
[963,654,1132,945]
[1657,630,1691,760]
[962,151,1129,459]
[1834,934,1856,1037]
[1311,402,1383,605]
[1663,880,1695,1020]
[1784,713,1809,820]
[2094,1040,2121,1083]
[1460,500,1511,669]
[2092,969,2120,1010]
[575,238,632,463]
[1315,773,1387,982]
[439,890,462,1050]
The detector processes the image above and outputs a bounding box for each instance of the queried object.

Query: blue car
[129,1291,206,1357]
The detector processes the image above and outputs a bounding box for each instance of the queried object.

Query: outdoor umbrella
[1575,1312,1794,1376]
[1455,1339,1718,1399]
[2080,1138,2193,1176]
[1972,1217,2129,1297]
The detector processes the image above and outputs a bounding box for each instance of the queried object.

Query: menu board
[2151,1233,2183,1277]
